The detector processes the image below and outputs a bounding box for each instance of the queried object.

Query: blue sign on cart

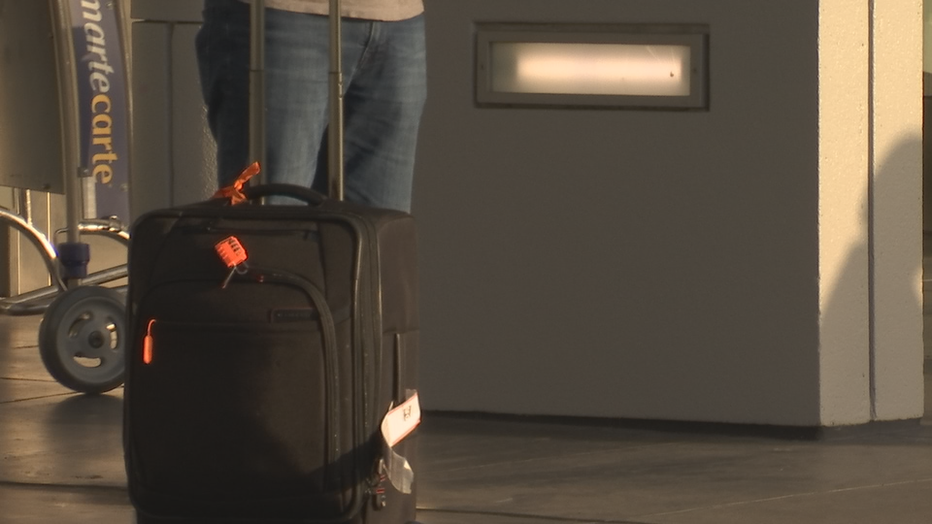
[67,0,130,222]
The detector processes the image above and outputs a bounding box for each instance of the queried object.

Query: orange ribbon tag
[213,162,260,205]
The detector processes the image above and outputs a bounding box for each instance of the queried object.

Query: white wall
[130,0,216,218]
[416,0,825,425]
[414,0,923,426]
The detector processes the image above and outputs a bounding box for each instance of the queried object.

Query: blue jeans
[196,0,427,212]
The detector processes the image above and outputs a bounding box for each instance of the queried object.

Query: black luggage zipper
[317,211,389,505]
[240,265,343,469]
[267,213,386,512]
[322,213,377,474]
[238,254,373,520]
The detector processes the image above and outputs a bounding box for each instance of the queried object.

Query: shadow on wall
[821,136,924,425]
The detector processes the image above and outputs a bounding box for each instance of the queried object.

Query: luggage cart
[0,0,132,394]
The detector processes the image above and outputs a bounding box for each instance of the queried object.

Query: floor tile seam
[426,442,685,474]
[632,476,932,520]
[0,392,76,404]
[416,506,655,524]
[0,376,58,383]
[0,479,127,494]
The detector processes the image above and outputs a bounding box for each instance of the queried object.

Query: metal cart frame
[0,0,132,393]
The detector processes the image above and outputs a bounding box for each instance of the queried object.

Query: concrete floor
[2,314,932,524]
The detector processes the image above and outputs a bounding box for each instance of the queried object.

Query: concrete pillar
[868,0,924,421]
[818,0,923,425]
[817,0,872,425]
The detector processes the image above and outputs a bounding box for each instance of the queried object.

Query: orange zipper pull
[143,319,156,365]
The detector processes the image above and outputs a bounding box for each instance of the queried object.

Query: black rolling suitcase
[123,0,421,522]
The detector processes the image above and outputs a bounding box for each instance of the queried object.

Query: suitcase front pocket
[131,318,346,500]
[131,319,340,499]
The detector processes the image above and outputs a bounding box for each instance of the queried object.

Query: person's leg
[263,10,331,189]
[334,16,428,212]
[196,1,426,211]
[196,0,252,187]
[198,1,334,190]
[197,2,358,192]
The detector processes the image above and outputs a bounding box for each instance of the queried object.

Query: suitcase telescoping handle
[249,0,345,200]
[249,0,265,186]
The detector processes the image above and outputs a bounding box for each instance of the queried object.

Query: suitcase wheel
[38,286,126,394]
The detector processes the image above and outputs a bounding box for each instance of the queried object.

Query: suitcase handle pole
[327,0,345,201]
[249,0,266,186]
[250,0,344,200]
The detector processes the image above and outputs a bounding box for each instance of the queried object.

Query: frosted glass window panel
[491,43,692,97]
[475,25,708,109]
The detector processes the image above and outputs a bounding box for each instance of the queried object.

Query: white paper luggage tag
[380,392,420,494]
[381,392,421,447]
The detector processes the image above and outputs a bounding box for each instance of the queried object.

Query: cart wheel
[39,286,126,394]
